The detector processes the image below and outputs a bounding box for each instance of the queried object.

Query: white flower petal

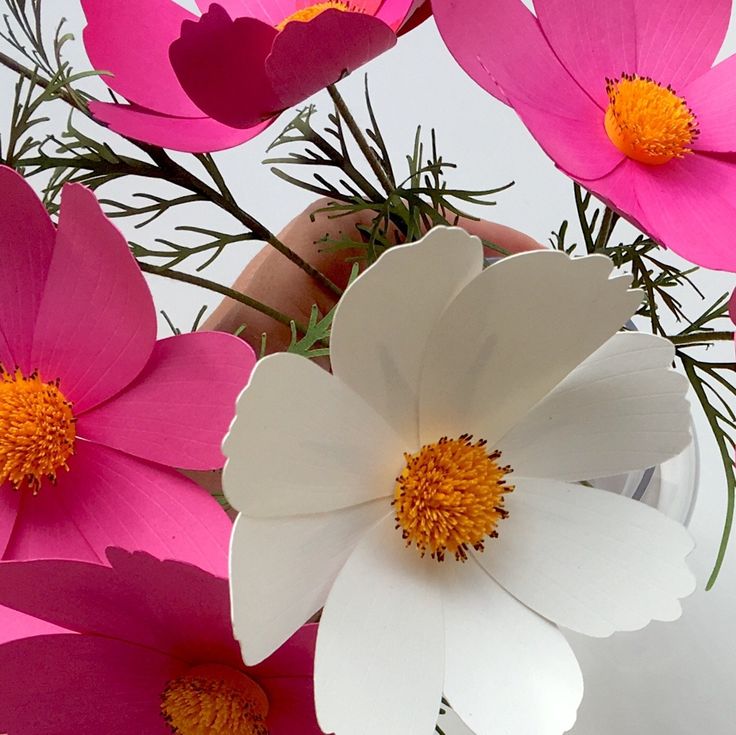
[441,558,583,735]
[418,251,643,446]
[223,353,402,516]
[315,514,444,735]
[230,500,390,664]
[475,478,696,637]
[498,332,692,480]
[331,226,483,445]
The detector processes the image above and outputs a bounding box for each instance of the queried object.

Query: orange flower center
[161,664,270,735]
[276,1,353,30]
[604,73,699,165]
[392,434,514,562]
[0,369,76,492]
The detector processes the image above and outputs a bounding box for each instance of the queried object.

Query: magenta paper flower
[433,0,736,271]
[0,548,322,735]
[82,0,418,153]
[0,166,255,572]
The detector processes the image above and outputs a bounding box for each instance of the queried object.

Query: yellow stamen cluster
[0,368,76,492]
[393,434,514,562]
[604,73,699,165]
[276,1,353,30]
[161,664,269,735]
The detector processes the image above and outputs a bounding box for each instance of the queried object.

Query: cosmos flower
[433,0,736,271]
[224,227,695,735]
[82,0,418,152]
[0,548,322,735]
[0,166,254,573]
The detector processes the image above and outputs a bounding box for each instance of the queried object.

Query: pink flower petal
[249,624,318,678]
[0,167,55,374]
[374,0,417,31]
[30,184,156,414]
[6,442,232,575]
[77,332,255,471]
[0,551,238,662]
[397,0,431,34]
[685,54,736,153]
[729,287,736,325]
[266,10,397,110]
[81,0,202,117]
[89,101,274,153]
[196,0,298,25]
[262,676,323,735]
[0,488,20,557]
[534,0,729,108]
[628,153,736,271]
[0,606,66,645]
[170,5,281,129]
[0,634,180,735]
[512,97,624,180]
[433,0,542,104]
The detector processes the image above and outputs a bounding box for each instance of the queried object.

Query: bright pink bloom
[0,167,255,573]
[433,0,736,272]
[0,548,321,735]
[82,0,418,153]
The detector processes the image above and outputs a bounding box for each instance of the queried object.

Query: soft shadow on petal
[170,5,280,128]
[30,184,157,414]
[77,332,255,471]
[262,677,323,735]
[223,353,402,516]
[89,101,274,152]
[331,227,483,445]
[315,514,444,735]
[0,634,180,735]
[81,0,202,116]
[475,478,696,637]
[0,167,55,373]
[229,500,389,664]
[419,251,642,447]
[498,332,692,481]
[441,558,583,735]
[4,442,232,575]
[266,10,396,109]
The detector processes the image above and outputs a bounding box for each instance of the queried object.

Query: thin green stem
[594,205,619,250]
[138,262,309,334]
[327,83,395,195]
[573,183,596,254]
[670,331,734,346]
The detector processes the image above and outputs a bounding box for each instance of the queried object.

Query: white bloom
[224,228,694,735]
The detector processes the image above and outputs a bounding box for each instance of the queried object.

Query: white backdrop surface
[1,2,736,733]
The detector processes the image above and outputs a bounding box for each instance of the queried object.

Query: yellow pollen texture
[0,369,76,492]
[161,664,270,735]
[604,73,699,165]
[393,434,514,562]
[276,1,353,30]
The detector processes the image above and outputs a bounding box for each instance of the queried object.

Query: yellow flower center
[0,369,76,492]
[276,1,352,30]
[604,73,699,165]
[161,664,270,735]
[393,434,514,562]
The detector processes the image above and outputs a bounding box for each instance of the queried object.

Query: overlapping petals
[0,167,255,573]
[0,549,322,735]
[433,0,736,271]
[82,0,417,152]
[224,227,694,734]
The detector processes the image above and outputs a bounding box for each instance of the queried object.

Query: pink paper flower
[433,0,736,271]
[0,166,255,573]
[82,0,418,153]
[0,548,322,735]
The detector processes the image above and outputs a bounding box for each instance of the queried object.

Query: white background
[1,2,736,733]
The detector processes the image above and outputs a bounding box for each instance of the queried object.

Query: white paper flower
[224,228,695,735]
